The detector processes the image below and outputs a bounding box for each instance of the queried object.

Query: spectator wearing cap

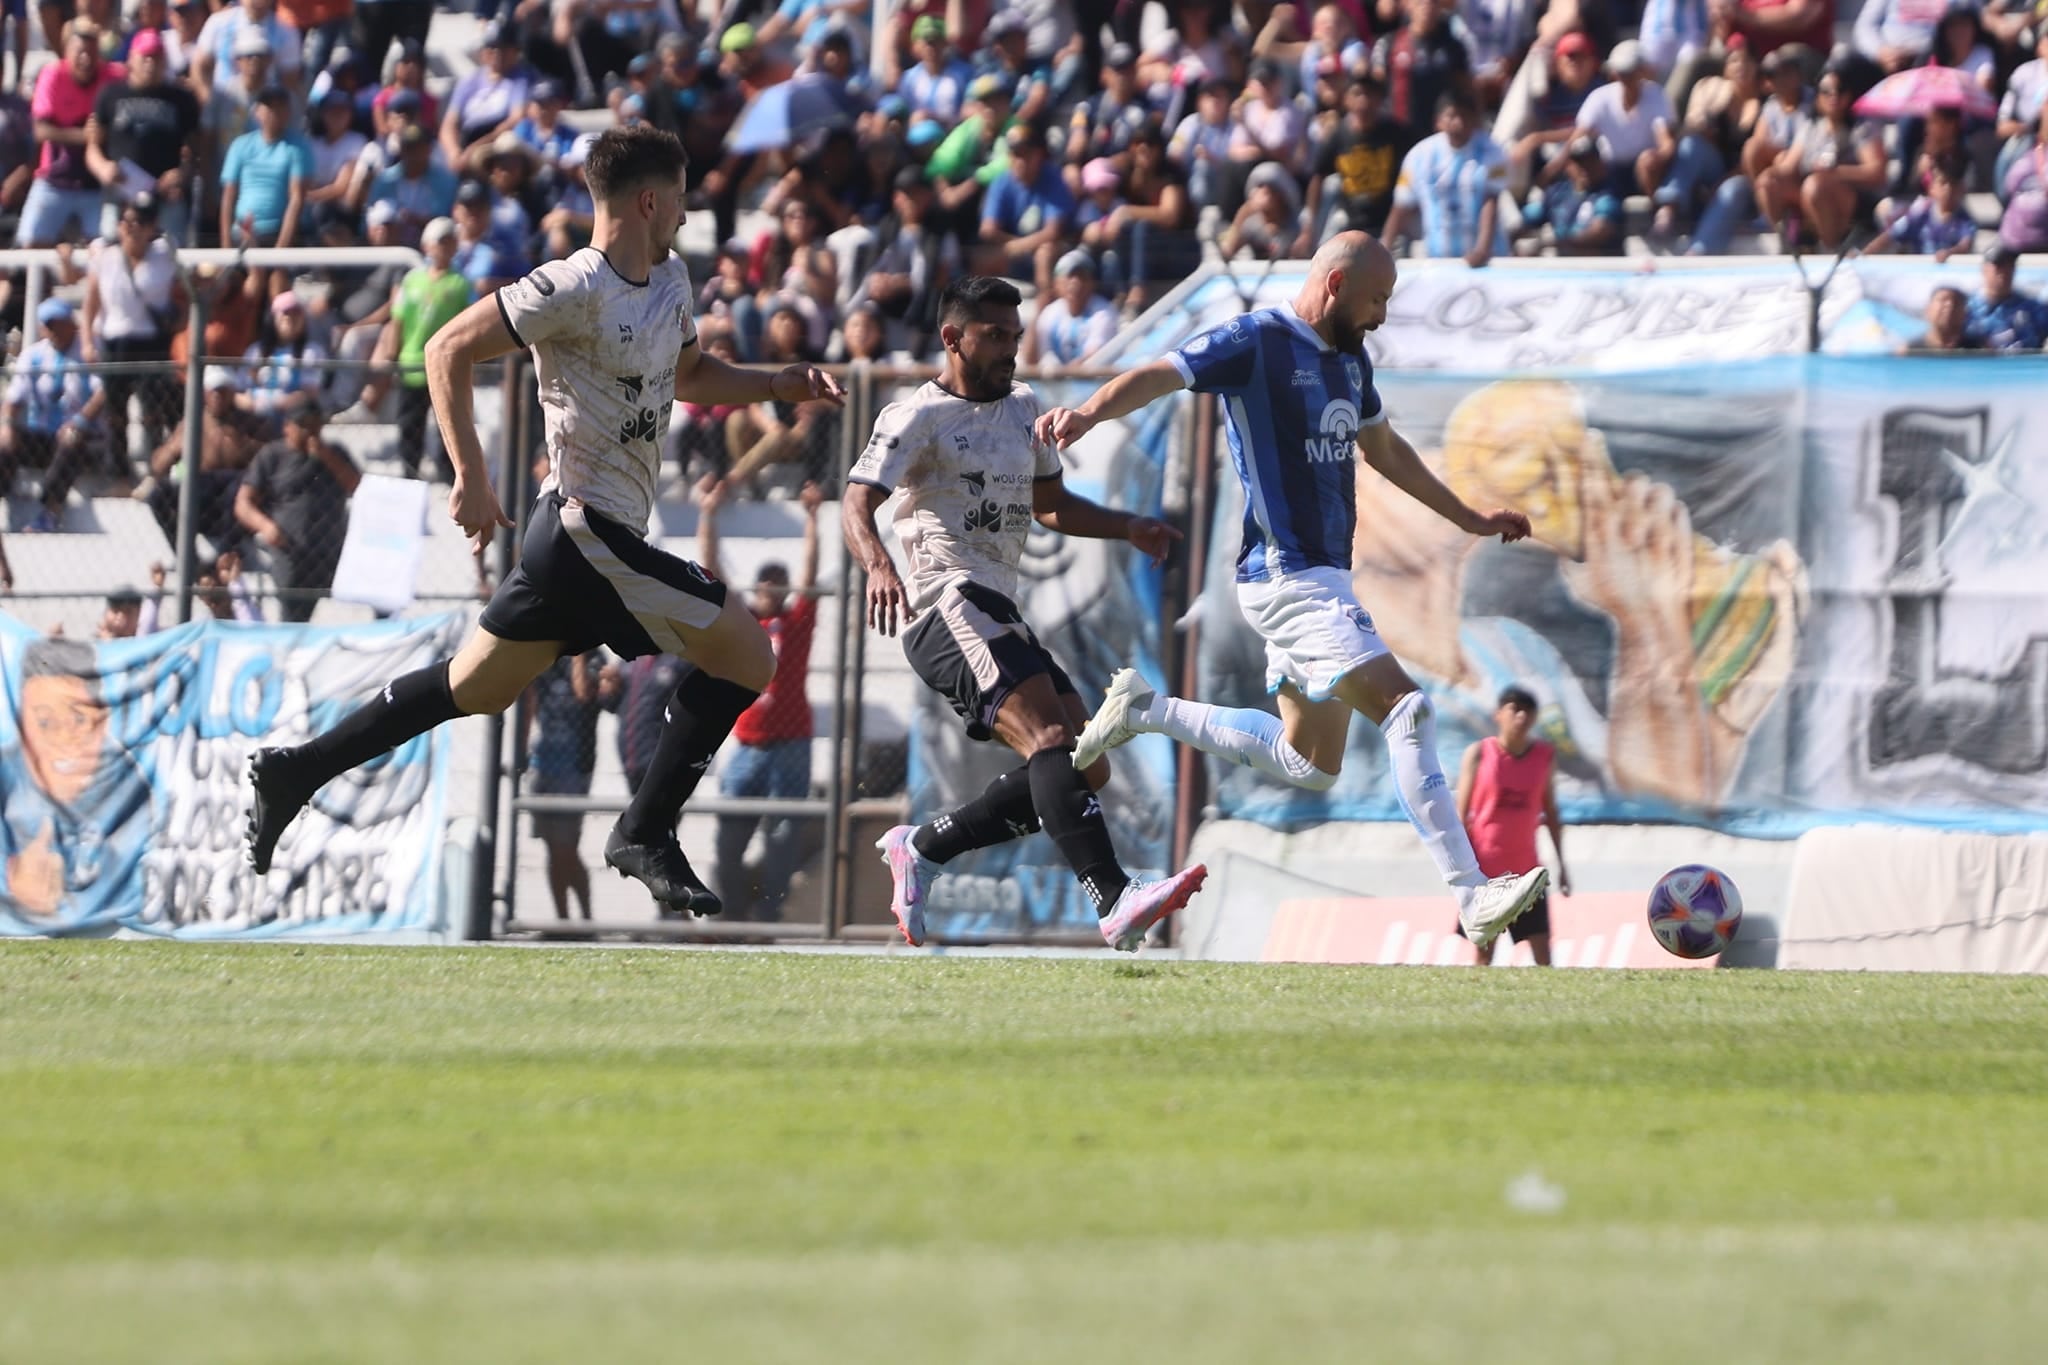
[164,0,209,80]
[85,31,199,241]
[716,21,796,104]
[371,216,471,479]
[202,23,277,156]
[1560,39,1676,200]
[81,193,185,484]
[305,86,367,238]
[1221,159,1304,260]
[975,11,1051,125]
[278,0,354,81]
[1066,40,1153,186]
[852,165,960,344]
[353,0,432,84]
[193,0,303,102]
[306,44,375,135]
[1967,243,2047,349]
[143,365,265,553]
[98,585,144,639]
[0,299,104,532]
[978,122,1075,295]
[371,38,437,137]
[1373,0,1473,146]
[369,122,458,243]
[482,133,540,244]
[1510,31,1605,191]
[442,22,533,175]
[220,84,312,247]
[1911,283,1980,351]
[18,23,116,247]
[1074,155,1128,281]
[1385,89,1508,264]
[899,15,975,124]
[1024,250,1117,370]
[450,179,525,295]
[236,392,359,623]
[924,72,1014,219]
[883,0,992,86]
[511,79,580,170]
[1305,74,1405,247]
[1522,134,1624,252]
[242,290,330,427]
[1234,59,1310,177]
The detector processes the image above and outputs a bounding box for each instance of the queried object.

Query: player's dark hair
[583,124,688,202]
[1497,685,1538,713]
[23,638,99,687]
[938,276,1022,327]
[756,562,790,585]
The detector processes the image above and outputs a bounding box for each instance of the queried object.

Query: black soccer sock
[616,665,760,843]
[913,765,1039,864]
[1026,748,1128,913]
[297,661,464,784]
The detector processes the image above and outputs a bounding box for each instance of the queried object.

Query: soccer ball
[1646,864,1743,959]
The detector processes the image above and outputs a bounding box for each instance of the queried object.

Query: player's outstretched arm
[842,482,914,637]
[1030,473,1183,565]
[1034,359,1187,449]
[424,297,523,552]
[673,342,847,409]
[1356,418,1532,543]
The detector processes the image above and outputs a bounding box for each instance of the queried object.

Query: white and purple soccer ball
[1646,864,1743,959]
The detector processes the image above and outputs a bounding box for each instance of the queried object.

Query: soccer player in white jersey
[1036,232,1548,949]
[844,276,1209,951]
[245,127,845,916]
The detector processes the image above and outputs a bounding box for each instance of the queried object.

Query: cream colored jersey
[849,380,1060,613]
[496,247,697,536]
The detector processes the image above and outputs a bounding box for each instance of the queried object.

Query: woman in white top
[81,191,186,483]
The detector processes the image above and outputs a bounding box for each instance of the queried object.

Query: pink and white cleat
[875,824,940,946]
[1100,864,1208,952]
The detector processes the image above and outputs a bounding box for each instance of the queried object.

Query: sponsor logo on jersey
[1291,368,1320,388]
[964,499,1003,533]
[620,406,660,444]
[954,434,971,451]
[524,270,555,297]
[614,374,644,401]
[617,323,635,345]
[959,470,986,495]
[1306,397,1360,464]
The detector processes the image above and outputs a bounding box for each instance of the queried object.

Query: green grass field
[4,943,2047,1364]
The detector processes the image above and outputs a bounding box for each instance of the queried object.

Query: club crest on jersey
[1307,398,1359,464]
[1342,356,1364,392]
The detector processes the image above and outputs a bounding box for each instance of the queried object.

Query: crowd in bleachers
[1,0,2045,541]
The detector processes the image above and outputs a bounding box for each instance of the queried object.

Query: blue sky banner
[0,613,464,937]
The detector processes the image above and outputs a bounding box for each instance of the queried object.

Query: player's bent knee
[1294,763,1339,793]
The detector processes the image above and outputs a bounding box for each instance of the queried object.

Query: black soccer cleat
[604,825,721,918]
[246,746,319,875]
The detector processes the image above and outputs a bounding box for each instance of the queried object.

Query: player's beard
[1328,317,1369,354]
[965,356,1014,400]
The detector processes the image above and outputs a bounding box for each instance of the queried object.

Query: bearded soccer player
[844,275,1208,951]
[1037,232,1547,949]
[245,126,844,916]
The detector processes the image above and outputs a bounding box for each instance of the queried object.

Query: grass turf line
[2,943,2045,1363]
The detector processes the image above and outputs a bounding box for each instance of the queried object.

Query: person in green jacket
[367,216,473,480]
[925,73,1016,235]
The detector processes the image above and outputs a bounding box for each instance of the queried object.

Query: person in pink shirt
[1456,685,1572,965]
[20,22,118,246]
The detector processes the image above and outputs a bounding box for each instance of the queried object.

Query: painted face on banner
[21,674,107,805]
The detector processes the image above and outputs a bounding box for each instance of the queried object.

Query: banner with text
[0,612,464,938]
[1193,355,2048,837]
[900,379,1180,938]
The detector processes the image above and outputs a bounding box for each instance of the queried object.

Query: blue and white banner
[0,612,463,937]
[900,379,1180,937]
[1192,354,2048,837]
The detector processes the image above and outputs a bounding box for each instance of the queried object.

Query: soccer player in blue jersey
[1035,232,1548,947]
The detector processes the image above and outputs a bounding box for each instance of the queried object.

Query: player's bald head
[1310,232,1395,292]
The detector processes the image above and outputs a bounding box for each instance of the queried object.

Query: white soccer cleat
[876,824,940,946]
[1459,868,1549,950]
[1072,668,1155,771]
[1100,863,1208,952]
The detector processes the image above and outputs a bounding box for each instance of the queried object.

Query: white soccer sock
[1379,690,1486,897]
[1137,697,1336,790]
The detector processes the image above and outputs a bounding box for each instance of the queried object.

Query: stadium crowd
[0,0,2045,536]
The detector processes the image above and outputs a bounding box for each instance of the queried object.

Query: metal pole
[172,289,208,623]
[821,363,866,937]
[467,357,525,940]
[1170,393,1216,878]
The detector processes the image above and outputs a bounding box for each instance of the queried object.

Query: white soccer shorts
[1236,564,1390,703]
